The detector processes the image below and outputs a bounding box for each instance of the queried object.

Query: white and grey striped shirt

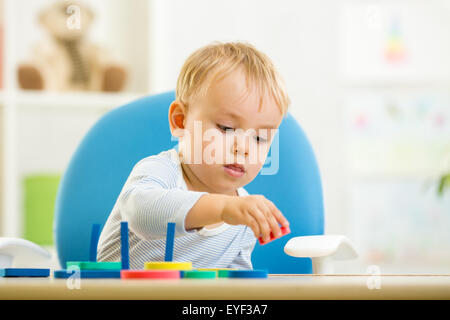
[97,148,256,270]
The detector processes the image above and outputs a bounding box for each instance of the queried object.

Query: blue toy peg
[89,224,101,262]
[121,221,129,270]
[0,268,50,277]
[54,269,121,279]
[164,222,176,262]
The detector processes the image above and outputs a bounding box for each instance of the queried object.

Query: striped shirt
[97,148,256,270]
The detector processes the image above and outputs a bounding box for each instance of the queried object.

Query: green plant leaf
[438,173,450,196]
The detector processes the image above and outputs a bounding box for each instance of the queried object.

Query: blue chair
[54,91,324,273]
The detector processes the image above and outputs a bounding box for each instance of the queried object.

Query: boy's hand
[220,195,290,243]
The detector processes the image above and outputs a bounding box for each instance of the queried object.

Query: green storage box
[23,174,61,245]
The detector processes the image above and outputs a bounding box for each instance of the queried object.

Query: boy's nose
[234,146,248,156]
[233,135,249,157]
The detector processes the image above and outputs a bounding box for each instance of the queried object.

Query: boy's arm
[120,157,288,242]
[188,193,289,243]
[118,158,209,240]
[183,193,230,231]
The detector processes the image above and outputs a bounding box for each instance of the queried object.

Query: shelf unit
[0,0,155,238]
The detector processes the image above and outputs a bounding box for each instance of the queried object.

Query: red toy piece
[258,226,291,245]
[121,269,180,279]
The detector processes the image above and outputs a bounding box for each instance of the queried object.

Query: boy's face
[170,68,283,195]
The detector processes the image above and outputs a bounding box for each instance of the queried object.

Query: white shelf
[0,0,154,238]
[14,90,143,110]
[0,90,144,109]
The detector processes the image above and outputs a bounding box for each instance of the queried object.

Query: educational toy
[121,269,180,279]
[196,268,235,278]
[165,222,176,262]
[66,261,122,270]
[121,221,129,269]
[48,221,279,282]
[53,223,123,279]
[227,270,268,278]
[183,270,217,279]
[0,268,50,277]
[144,261,192,270]
[53,269,121,279]
[258,226,291,245]
[89,224,101,261]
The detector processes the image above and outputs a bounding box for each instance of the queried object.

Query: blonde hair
[176,41,290,116]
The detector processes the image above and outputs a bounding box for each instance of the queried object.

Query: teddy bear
[17,0,127,92]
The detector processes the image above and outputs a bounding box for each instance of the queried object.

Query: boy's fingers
[268,211,282,238]
[249,207,271,242]
[259,202,282,238]
[246,214,260,239]
[266,200,289,227]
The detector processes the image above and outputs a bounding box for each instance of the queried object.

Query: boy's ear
[168,100,186,137]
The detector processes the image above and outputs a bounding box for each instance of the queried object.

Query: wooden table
[1,274,450,300]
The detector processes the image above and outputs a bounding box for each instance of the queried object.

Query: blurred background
[0,0,449,273]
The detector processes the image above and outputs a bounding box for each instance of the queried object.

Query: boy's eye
[217,124,234,132]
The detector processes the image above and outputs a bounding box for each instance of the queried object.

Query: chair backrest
[54,91,324,273]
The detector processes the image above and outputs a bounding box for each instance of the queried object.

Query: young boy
[97,42,291,270]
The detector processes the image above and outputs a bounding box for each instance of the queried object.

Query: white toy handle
[0,237,52,268]
[284,235,358,274]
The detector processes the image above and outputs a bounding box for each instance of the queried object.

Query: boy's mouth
[223,163,245,178]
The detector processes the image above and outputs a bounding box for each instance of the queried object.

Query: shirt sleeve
[117,156,208,241]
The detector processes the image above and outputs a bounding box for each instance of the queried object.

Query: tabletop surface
[1,274,450,300]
